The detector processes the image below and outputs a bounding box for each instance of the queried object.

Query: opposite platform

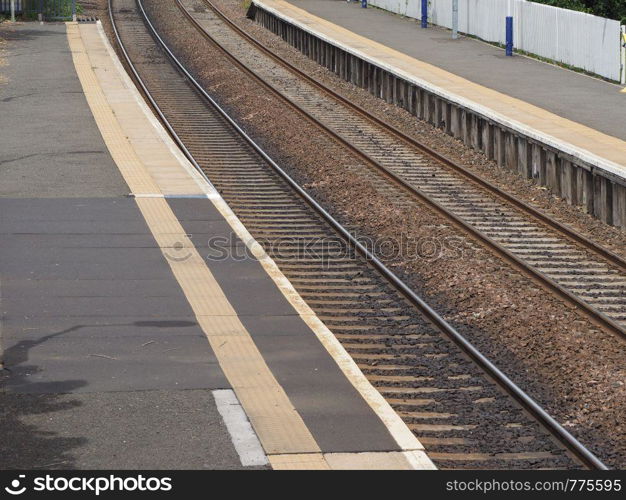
[252,0,626,227]
[287,0,626,141]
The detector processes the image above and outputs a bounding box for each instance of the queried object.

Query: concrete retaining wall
[250,2,626,229]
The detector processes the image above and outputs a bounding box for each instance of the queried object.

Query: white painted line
[403,450,438,470]
[213,389,269,467]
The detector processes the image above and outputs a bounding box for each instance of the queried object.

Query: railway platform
[284,0,626,142]
[251,0,626,228]
[0,20,435,470]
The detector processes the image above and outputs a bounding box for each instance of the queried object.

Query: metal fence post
[10,0,15,22]
[421,0,427,28]
[73,0,76,21]
[506,0,514,56]
[620,26,626,85]
[452,0,458,39]
[506,16,513,56]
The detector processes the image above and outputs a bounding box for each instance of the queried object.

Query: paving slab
[0,390,251,469]
[0,24,128,198]
[3,335,226,394]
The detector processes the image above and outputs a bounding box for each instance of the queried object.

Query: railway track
[170,0,626,340]
[109,0,608,469]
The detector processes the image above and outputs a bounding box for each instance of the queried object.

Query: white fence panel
[368,0,420,19]
[0,1,25,13]
[0,1,21,12]
[368,0,622,81]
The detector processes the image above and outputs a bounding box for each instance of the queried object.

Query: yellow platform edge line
[148,7,436,466]
[77,23,206,197]
[268,454,331,471]
[65,23,161,195]
[89,23,214,196]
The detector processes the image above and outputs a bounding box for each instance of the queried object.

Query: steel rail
[109,0,609,469]
[172,0,626,340]
[203,0,626,274]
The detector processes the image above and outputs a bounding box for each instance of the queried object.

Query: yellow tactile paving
[257,0,626,175]
[77,23,205,197]
[68,21,436,469]
[268,453,331,470]
[324,452,416,470]
[269,451,431,470]
[66,23,161,196]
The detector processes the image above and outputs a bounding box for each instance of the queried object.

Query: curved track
[109,0,607,469]
[173,0,626,340]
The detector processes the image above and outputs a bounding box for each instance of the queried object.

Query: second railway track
[169,0,626,339]
[109,0,609,469]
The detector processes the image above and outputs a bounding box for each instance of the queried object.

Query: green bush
[529,0,626,23]
[22,0,80,19]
